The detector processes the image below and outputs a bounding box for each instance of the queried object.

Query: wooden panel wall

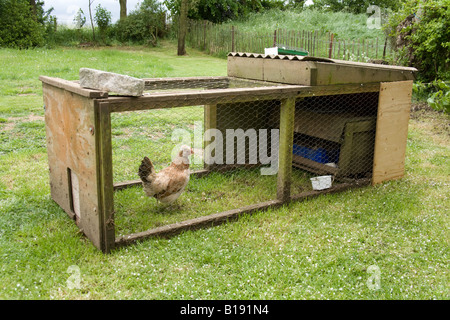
[43,84,104,250]
[372,81,413,184]
[227,56,416,86]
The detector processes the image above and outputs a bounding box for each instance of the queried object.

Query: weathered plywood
[227,56,264,81]
[263,60,316,85]
[314,62,415,86]
[227,56,417,86]
[96,102,115,252]
[40,76,108,98]
[372,81,413,185]
[43,83,103,249]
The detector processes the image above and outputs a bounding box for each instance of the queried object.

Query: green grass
[0,42,449,300]
[228,8,385,41]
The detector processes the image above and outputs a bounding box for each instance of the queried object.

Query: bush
[0,0,45,48]
[426,81,450,113]
[115,0,167,45]
[45,26,95,47]
[94,4,112,43]
[386,0,449,82]
[413,81,450,114]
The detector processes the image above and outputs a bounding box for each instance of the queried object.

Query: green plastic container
[277,46,308,56]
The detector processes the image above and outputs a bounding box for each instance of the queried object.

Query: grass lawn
[0,41,449,300]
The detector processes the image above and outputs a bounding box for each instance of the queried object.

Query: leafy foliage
[413,80,450,113]
[0,0,44,48]
[73,9,87,29]
[165,0,291,23]
[386,0,450,82]
[94,5,112,31]
[115,0,167,45]
[312,0,401,14]
[94,4,112,42]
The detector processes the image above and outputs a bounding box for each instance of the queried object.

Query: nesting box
[40,53,416,253]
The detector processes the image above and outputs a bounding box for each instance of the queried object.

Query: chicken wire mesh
[110,78,378,236]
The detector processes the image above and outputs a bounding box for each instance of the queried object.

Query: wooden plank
[372,81,413,185]
[42,83,103,250]
[277,97,296,201]
[204,104,217,171]
[329,58,417,72]
[292,155,339,175]
[114,180,142,191]
[297,82,380,97]
[263,60,316,85]
[114,179,370,247]
[96,101,115,253]
[227,56,264,81]
[113,170,211,191]
[105,85,303,113]
[338,120,376,177]
[105,83,379,114]
[144,76,230,90]
[226,56,417,86]
[40,76,108,98]
[313,62,416,86]
[115,199,284,246]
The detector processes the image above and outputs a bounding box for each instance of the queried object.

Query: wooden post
[204,104,217,171]
[96,102,115,253]
[277,97,296,202]
[312,31,316,56]
[231,26,235,52]
[329,33,334,59]
[357,39,360,61]
[338,39,341,59]
[301,30,304,50]
[362,38,365,60]
[203,20,207,50]
[376,37,379,59]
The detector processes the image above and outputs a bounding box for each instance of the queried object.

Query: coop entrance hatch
[40,53,416,252]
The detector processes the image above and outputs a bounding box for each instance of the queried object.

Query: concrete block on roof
[79,68,144,97]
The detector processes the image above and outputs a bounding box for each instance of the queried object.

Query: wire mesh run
[290,92,378,194]
[110,78,378,237]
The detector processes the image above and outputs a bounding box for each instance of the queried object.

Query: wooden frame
[40,75,413,253]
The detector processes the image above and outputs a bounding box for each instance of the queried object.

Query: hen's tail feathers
[139,156,155,183]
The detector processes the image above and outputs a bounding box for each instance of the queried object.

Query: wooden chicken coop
[40,53,417,253]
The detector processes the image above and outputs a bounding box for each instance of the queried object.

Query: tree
[165,0,288,24]
[88,0,96,42]
[119,0,127,20]
[115,0,166,46]
[0,0,44,48]
[73,8,87,29]
[29,0,37,18]
[94,4,112,42]
[178,0,189,55]
[386,0,449,82]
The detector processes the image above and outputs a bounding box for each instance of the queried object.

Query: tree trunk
[177,0,189,56]
[89,0,96,42]
[29,0,37,20]
[119,0,127,20]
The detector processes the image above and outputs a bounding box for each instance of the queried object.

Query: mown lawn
[0,42,448,300]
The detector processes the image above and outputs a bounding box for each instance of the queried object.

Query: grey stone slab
[79,68,145,96]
